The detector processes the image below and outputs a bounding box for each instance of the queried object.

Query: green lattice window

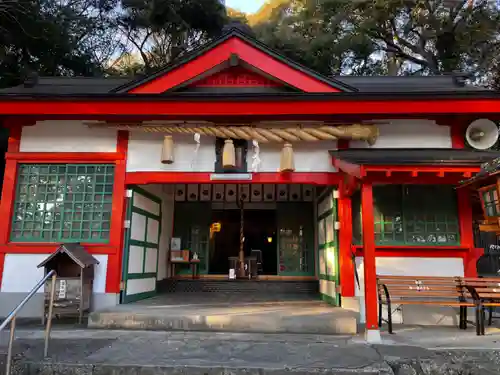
[353,185,460,246]
[11,164,115,242]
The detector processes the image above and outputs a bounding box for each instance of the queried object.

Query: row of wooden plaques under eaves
[174,184,314,203]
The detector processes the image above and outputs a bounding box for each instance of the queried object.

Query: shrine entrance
[172,183,316,278]
[210,208,277,275]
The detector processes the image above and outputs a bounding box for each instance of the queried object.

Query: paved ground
[3,327,500,374]
[88,294,358,334]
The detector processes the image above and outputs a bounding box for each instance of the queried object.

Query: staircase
[158,279,319,295]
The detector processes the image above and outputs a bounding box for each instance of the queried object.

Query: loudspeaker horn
[465,119,499,150]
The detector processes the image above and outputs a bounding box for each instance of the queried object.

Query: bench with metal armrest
[377,275,475,334]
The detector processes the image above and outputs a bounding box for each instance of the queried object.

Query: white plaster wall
[128,133,216,172]
[354,257,464,324]
[350,120,452,149]
[1,253,108,293]
[127,133,339,172]
[20,121,118,153]
[139,184,175,280]
[249,141,338,172]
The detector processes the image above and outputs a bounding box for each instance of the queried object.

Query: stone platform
[3,327,500,375]
[88,293,359,334]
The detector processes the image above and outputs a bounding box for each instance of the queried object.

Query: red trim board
[5,152,124,163]
[106,131,129,294]
[0,253,4,291]
[126,172,342,185]
[1,98,500,116]
[129,37,339,93]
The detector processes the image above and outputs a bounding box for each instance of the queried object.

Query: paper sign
[58,279,67,299]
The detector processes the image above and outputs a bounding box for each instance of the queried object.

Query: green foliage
[254,0,500,83]
[117,0,228,72]
[0,0,119,88]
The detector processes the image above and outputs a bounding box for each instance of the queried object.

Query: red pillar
[361,182,380,342]
[338,189,355,297]
[457,188,478,277]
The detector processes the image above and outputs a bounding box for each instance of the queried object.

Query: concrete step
[159,280,320,294]
[88,300,359,335]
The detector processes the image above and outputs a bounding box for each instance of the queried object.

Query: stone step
[88,300,358,335]
[159,280,320,294]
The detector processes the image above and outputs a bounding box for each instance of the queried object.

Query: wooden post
[361,182,380,342]
[238,199,245,278]
[338,186,355,297]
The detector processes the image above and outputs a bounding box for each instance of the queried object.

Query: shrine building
[0,27,498,342]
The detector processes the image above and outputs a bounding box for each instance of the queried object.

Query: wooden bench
[377,275,475,334]
[461,277,500,335]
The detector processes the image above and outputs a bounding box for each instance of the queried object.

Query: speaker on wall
[465,119,499,150]
[174,184,186,201]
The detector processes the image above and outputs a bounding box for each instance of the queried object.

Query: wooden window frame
[353,185,460,246]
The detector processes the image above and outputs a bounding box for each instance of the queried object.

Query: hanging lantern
[222,139,236,168]
[161,136,174,164]
[280,143,295,172]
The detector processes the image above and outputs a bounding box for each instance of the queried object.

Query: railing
[0,270,57,375]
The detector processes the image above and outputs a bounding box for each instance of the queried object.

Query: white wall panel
[92,254,108,294]
[130,213,146,241]
[128,246,144,274]
[134,193,160,216]
[350,120,452,149]
[126,277,156,295]
[248,141,337,172]
[139,184,175,281]
[1,254,49,293]
[147,218,160,244]
[127,133,216,172]
[1,253,108,294]
[20,121,117,153]
[144,248,158,273]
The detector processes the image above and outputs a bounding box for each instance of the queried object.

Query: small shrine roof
[37,243,99,269]
[330,148,500,166]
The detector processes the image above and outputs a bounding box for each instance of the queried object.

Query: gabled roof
[112,28,354,93]
[37,243,99,269]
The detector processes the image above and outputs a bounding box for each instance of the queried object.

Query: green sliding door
[121,186,161,303]
[317,189,340,305]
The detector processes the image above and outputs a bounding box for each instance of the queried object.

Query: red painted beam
[126,172,342,185]
[5,152,124,162]
[353,245,470,258]
[1,98,500,116]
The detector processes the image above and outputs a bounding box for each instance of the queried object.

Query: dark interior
[209,209,277,275]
